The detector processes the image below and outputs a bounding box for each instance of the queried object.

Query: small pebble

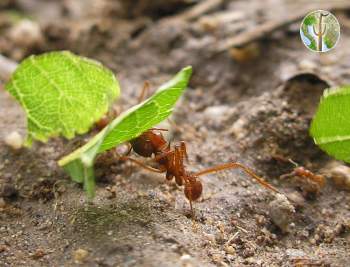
[286,248,306,259]
[215,231,226,244]
[4,131,23,150]
[325,162,350,190]
[269,194,295,233]
[0,244,8,253]
[224,245,235,255]
[286,191,305,208]
[229,117,247,139]
[229,43,260,63]
[203,105,231,123]
[9,19,43,49]
[0,198,5,208]
[255,214,266,226]
[180,254,194,267]
[211,252,224,263]
[299,59,317,71]
[203,232,216,244]
[0,184,17,198]
[73,248,88,264]
[31,248,46,259]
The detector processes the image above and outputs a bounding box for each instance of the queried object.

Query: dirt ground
[0,0,350,266]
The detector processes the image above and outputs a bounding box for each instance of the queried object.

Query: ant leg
[175,145,196,216]
[189,199,195,219]
[185,181,196,220]
[125,143,132,156]
[167,117,183,133]
[175,144,186,177]
[138,81,150,103]
[195,162,280,194]
[180,141,189,163]
[119,155,166,173]
[115,143,132,157]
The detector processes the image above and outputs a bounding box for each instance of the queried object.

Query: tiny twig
[172,0,223,21]
[226,231,239,245]
[215,8,309,52]
[235,225,248,234]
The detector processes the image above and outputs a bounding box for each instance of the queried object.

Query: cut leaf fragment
[58,66,192,198]
[310,86,350,163]
[5,51,120,145]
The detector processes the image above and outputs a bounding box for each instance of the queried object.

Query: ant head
[294,166,306,175]
[184,175,203,201]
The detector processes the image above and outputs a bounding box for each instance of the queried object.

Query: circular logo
[300,10,340,52]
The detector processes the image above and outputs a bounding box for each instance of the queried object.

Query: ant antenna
[288,159,299,167]
[150,128,169,132]
[138,81,150,103]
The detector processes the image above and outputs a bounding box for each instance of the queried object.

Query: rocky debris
[4,19,44,60]
[30,248,46,260]
[29,178,56,202]
[268,194,295,233]
[73,248,89,264]
[180,254,197,267]
[322,161,350,190]
[310,222,349,244]
[4,131,23,150]
[0,183,18,199]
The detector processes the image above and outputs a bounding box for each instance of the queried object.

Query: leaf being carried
[5,51,120,145]
[310,86,350,163]
[58,66,192,198]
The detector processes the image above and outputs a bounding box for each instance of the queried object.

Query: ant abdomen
[184,178,203,201]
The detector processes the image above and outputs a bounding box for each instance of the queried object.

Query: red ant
[117,128,281,214]
[98,81,281,215]
[292,167,325,187]
[280,160,326,197]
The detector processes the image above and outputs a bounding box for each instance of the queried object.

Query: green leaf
[304,14,317,26]
[58,66,192,198]
[310,86,350,162]
[5,51,120,145]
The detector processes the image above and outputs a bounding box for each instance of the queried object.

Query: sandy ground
[0,1,350,266]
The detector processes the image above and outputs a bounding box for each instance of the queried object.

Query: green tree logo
[300,10,340,52]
